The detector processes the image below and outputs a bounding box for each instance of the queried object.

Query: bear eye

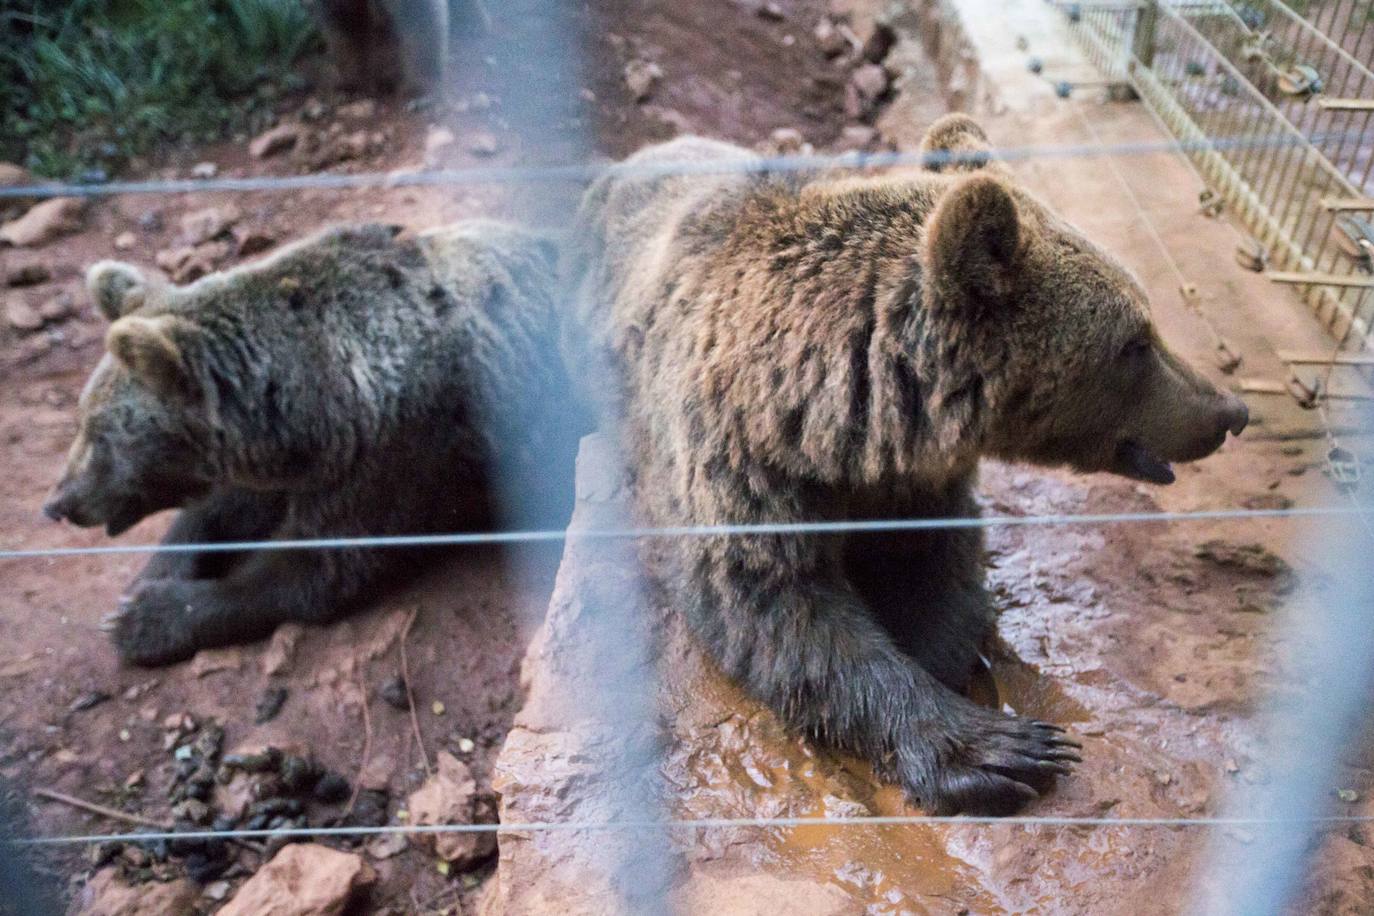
[1121,337,1151,359]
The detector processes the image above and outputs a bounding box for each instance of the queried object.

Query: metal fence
[1061,0,1374,351]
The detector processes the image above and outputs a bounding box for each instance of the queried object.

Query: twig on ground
[342,670,374,820]
[400,606,433,777]
[33,788,171,830]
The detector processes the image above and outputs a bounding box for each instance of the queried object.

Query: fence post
[1132,0,1159,70]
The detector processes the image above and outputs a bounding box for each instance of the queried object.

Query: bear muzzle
[1113,393,1248,485]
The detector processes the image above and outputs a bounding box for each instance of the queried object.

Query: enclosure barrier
[1059,0,1374,350]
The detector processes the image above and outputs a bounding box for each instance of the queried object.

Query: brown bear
[45,220,585,666]
[561,114,1249,815]
[311,0,451,95]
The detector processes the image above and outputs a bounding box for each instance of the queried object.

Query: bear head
[917,114,1248,484]
[42,262,222,535]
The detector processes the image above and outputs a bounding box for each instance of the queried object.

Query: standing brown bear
[561,115,1249,815]
[45,221,583,666]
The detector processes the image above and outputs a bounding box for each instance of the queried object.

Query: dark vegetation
[0,0,320,178]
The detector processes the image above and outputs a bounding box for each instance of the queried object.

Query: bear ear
[919,113,996,173]
[105,314,201,401]
[924,174,1022,307]
[87,261,149,321]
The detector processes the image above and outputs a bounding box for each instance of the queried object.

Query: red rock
[218,844,374,916]
[249,122,306,159]
[179,205,240,245]
[77,868,199,916]
[0,197,86,247]
[407,750,496,867]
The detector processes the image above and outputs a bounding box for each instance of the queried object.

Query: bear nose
[42,495,66,522]
[1220,395,1249,438]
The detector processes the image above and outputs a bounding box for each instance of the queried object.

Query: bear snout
[41,489,81,524]
[1221,396,1249,437]
[41,495,66,522]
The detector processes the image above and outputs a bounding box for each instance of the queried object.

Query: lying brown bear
[560,115,1249,815]
[45,221,583,666]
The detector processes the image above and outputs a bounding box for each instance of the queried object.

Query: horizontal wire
[0,505,1358,561]
[0,131,1364,200]
[13,813,1374,847]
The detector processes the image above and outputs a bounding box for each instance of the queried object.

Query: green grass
[0,0,321,179]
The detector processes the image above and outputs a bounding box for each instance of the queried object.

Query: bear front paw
[103,580,208,667]
[902,710,1082,816]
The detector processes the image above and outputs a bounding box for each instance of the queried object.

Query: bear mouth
[1113,439,1176,485]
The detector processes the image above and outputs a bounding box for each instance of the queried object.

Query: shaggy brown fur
[46,221,584,666]
[562,114,1248,815]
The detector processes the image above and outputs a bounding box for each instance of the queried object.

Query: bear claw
[109,581,201,667]
[903,712,1082,815]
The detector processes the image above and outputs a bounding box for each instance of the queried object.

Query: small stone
[68,689,111,712]
[254,686,289,724]
[836,124,879,150]
[844,62,889,119]
[766,127,809,155]
[6,260,50,286]
[425,126,456,156]
[204,880,232,901]
[431,700,446,716]
[262,623,304,676]
[624,59,663,103]
[757,1,785,20]
[1338,788,1360,803]
[190,162,218,179]
[0,161,35,216]
[0,197,86,247]
[365,832,408,860]
[173,798,212,824]
[337,99,378,120]
[379,676,409,711]
[118,728,131,742]
[38,291,75,322]
[180,205,241,246]
[5,298,43,332]
[456,737,476,754]
[300,98,329,121]
[467,131,500,157]
[234,227,276,258]
[114,231,137,251]
[814,18,848,56]
[249,122,305,159]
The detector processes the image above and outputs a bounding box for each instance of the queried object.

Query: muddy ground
[1,0,1373,913]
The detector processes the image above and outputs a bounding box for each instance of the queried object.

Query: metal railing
[1060,0,1374,350]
